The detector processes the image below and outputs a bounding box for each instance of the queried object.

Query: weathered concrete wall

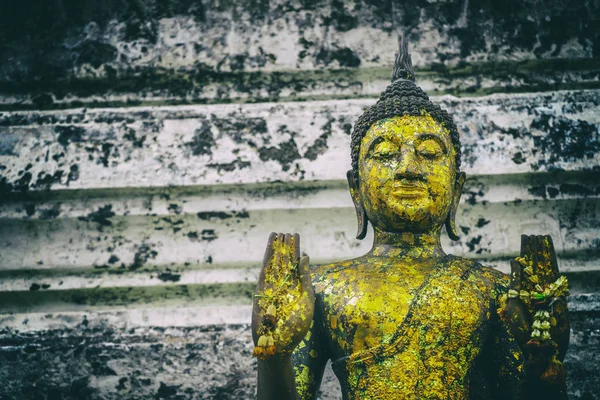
[1,309,599,399]
[1,1,599,399]
[1,0,599,107]
[3,0,599,76]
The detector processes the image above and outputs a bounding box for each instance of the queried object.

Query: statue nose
[394,148,423,181]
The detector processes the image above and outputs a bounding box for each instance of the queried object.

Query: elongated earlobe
[354,204,369,240]
[347,170,369,240]
[445,172,467,241]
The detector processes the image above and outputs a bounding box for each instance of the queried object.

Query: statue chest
[315,267,493,361]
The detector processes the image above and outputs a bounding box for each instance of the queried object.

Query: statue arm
[493,281,568,400]
[289,317,329,400]
[489,305,526,400]
[253,233,327,400]
[497,235,569,399]
[257,308,329,400]
[257,355,300,400]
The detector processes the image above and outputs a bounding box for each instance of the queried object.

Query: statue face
[358,114,458,234]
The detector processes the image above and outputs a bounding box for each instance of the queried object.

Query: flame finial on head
[391,32,416,83]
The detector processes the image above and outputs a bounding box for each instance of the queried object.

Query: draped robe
[295,256,525,400]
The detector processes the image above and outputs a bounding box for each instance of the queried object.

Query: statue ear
[347,170,369,240]
[445,172,467,241]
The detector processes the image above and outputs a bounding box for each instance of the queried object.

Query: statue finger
[533,235,545,280]
[292,233,300,267]
[282,233,293,278]
[509,259,522,292]
[257,232,277,291]
[518,234,534,290]
[535,234,550,277]
[519,234,529,258]
[534,235,554,287]
[262,232,277,267]
[271,232,285,281]
[253,233,277,325]
[544,235,560,280]
[298,255,314,298]
[531,235,541,276]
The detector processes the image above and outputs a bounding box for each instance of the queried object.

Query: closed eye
[371,140,399,161]
[416,137,445,159]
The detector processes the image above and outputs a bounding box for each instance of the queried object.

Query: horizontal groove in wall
[0,281,256,314]
[0,292,596,331]
[0,267,259,292]
[1,58,599,111]
[1,170,598,216]
[0,305,254,333]
[1,257,599,293]
[0,282,596,316]
[0,197,598,271]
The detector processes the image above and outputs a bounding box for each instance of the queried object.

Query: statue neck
[369,228,446,261]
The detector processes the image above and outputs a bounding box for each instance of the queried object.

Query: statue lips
[391,184,427,199]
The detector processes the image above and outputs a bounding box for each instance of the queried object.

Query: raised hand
[252,233,315,360]
[504,235,570,385]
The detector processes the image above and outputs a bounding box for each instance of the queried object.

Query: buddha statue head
[347,35,466,241]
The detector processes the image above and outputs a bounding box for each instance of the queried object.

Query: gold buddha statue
[251,36,570,400]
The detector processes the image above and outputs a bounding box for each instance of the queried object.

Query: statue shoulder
[310,260,354,278]
[309,259,360,291]
[449,255,510,292]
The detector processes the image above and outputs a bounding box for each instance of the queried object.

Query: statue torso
[312,255,509,400]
